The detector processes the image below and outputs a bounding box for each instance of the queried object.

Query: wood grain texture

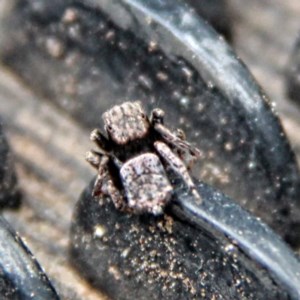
[0,1,300,299]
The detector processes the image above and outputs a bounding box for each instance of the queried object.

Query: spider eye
[107,125,113,131]
[141,113,146,119]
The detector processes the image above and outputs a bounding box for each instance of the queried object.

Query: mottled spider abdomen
[120,153,172,215]
[102,102,150,145]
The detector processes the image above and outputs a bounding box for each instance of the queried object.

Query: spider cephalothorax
[86,101,201,215]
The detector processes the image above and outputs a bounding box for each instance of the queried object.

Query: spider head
[102,101,150,145]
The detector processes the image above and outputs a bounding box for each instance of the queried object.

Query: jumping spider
[86,101,202,215]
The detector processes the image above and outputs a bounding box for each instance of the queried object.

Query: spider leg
[105,179,128,211]
[90,128,111,152]
[151,108,165,124]
[86,151,109,195]
[86,150,129,212]
[152,120,201,168]
[154,141,202,204]
[151,108,186,140]
[86,150,103,169]
[175,128,186,140]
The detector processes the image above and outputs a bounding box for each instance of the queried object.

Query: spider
[86,101,202,215]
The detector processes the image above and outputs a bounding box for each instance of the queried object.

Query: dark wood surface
[0,1,300,299]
